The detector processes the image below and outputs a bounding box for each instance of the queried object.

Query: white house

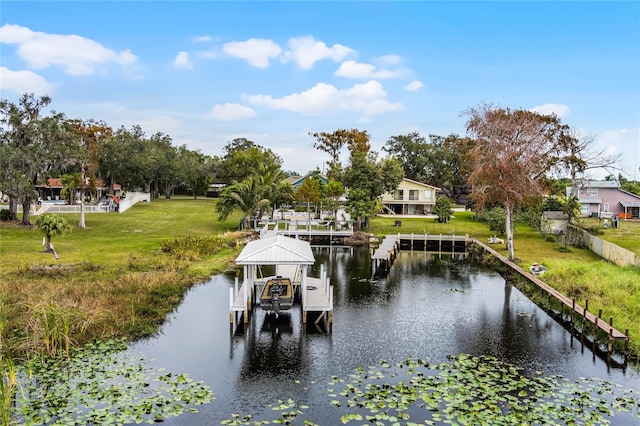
[380,178,440,215]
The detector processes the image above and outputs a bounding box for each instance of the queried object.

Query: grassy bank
[0,197,244,356]
[1,200,639,357]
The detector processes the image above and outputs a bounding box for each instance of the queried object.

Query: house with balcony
[567,180,640,219]
[381,178,440,215]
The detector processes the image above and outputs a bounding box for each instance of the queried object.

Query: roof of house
[580,180,620,189]
[285,170,328,187]
[399,177,441,191]
[235,235,315,265]
[621,201,640,208]
[38,178,120,190]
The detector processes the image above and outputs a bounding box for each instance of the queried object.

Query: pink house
[568,180,640,219]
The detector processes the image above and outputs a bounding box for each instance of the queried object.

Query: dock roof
[235,235,315,265]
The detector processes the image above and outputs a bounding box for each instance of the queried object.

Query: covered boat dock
[230,235,333,328]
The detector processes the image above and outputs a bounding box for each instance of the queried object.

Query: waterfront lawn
[0,197,244,351]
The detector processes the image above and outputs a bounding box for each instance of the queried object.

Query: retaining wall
[568,224,639,267]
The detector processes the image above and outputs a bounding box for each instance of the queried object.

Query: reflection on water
[129,247,640,425]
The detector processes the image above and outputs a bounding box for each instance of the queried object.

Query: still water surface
[129,247,640,425]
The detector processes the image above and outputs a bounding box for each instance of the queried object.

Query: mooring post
[594,313,599,342]
[571,298,575,325]
[582,299,589,332]
[608,317,614,352]
[624,329,629,351]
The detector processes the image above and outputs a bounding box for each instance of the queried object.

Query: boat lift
[229,235,333,329]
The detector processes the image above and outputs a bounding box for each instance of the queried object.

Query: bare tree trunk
[164,179,172,199]
[505,204,515,260]
[21,198,32,226]
[78,186,86,228]
[44,236,59,259]
[78,166,86,228]
[8,196,18,221]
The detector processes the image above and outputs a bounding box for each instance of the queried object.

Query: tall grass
[0,197,246,356]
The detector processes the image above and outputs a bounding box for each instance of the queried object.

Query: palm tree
[324,179,344,223]
[33,213,71,259]
[60,173,82,205]
[257,163,294,219]
[295,177,322,230]
[215,176,270,229]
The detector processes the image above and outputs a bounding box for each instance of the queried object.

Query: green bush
[0,209,11,221]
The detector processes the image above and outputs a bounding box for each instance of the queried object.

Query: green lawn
[1,199,639,356]
[580,217,640,257]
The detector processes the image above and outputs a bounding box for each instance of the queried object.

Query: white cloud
[405,80,424,91]
[0,66,55,95]
[335,60,404,79]
[283,36,354,70]
[195,50,216,59]
[376,54,403,66]
[592,128,640,178]
[210,103,257,121]
[0,24,138,76]
[173,51,192,70]
[245,80,403,117]
[193,35,212,43]
[223,38,282,68]
[529,103,570,118]
[138,115,183,135]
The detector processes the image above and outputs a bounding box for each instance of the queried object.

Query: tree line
[1,93,627,260]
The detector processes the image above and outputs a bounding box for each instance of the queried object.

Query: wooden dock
[268,228,353,244]
[371,234,470,276]
[474,240,629,352]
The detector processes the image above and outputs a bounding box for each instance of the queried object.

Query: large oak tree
[0,94,72,225]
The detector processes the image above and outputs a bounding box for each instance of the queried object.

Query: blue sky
[1,1,639,180]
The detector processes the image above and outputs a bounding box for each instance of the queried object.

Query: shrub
[0,209,11,221]
[475,206,506,235]
[433,197,453,223]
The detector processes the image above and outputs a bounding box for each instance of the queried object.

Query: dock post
[624,329,629,351]
[571,299,575,325]
[582,300,589,332]
[608,317,614,352]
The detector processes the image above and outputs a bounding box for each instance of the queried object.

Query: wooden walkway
[269,228,353,243]
[371,234,470,276]
[474,240,629,351]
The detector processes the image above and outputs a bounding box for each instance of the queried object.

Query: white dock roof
[235,235,315,265]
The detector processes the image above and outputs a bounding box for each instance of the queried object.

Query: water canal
[129,246,640,425]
